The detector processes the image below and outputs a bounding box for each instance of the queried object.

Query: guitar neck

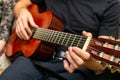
[32,26,120,72]
[32,28,92,51]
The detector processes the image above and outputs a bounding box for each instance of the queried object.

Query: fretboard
[32,28,91,51]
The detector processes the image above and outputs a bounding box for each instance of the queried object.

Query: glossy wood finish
[6,4,64,61]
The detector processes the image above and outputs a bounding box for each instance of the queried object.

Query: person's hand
[15,8,38,40]
[63,31,92,73]
[0,40,6,52]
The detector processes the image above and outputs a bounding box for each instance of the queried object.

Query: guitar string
[32,28,120,68]
[33,28,87,48]
[33,28,120,51]
[33,28,120,59]
[87,46,120,66]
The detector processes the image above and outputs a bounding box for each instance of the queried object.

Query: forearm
[14,0,32,18]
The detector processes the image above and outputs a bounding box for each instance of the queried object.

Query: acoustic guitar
[6,4,120,72]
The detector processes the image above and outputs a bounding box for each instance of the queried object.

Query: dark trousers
[0,56,94,80]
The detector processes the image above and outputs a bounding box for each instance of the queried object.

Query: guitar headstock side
[86,38,120,72]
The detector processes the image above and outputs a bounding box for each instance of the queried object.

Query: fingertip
[63,60,68,67]
[63,60,74,73]
[82,31,87,34]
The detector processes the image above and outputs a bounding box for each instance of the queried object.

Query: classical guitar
[6,4,120,72]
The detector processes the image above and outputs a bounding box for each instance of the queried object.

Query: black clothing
[31,0,120,52]
[31,0,119,37]
[1,0,120,80]
[2,56,94,80]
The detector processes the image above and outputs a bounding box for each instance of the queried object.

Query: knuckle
[84,52,91,61]
[77,60,84,66]
[74,65,78,69]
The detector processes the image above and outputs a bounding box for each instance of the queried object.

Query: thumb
[82,31,92,37]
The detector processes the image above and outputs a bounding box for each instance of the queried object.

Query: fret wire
[45,30,63,44]
[62,33,72,46]
[70,34,76,46]
[33,30,41,39]
[49,31,54,42]
[78,36,87,48]
[43,32,49,41]
[59,32,66,45]
[41,28,56,42]
[34,28,49,41]
[47,30,53,42]
[63,33,71,46]
[72,35,82,46]
[54,31,63,45]
[76,36,82,47]
[66,34,75,47]
[38,29,48,41]
[41,29,50,41]
[50,31,58,44]
[39,29,47,40]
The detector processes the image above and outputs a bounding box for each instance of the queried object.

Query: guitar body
[6,4,64,61]
[6,4,120,72]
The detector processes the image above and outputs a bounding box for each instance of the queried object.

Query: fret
[56,32,63,45]
[57,32,65,45]
[39,29,48,41]
[76,36,82,47]
[70,34,76,46]
[72,35,82,47]
[52,31,63,45]
[43,32,49,41]
[47,30,54,42]
[40,29,50,41]
[54,31,63,45]
[65,34,75,47]
[60,32,67,45]
[64,33,71,46]
[48,31,56,43]
[41,29,49,41]
[33,30,41,40]
[33,28,88,49]
[79,37,87,49]
[43,29,56,43]
[50,31,58,44]
[33,28,45,40]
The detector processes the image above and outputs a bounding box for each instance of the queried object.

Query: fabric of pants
[0,56,94,80]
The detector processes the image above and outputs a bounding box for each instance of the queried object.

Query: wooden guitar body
[6,4,64,60]
[6,4,120,72]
